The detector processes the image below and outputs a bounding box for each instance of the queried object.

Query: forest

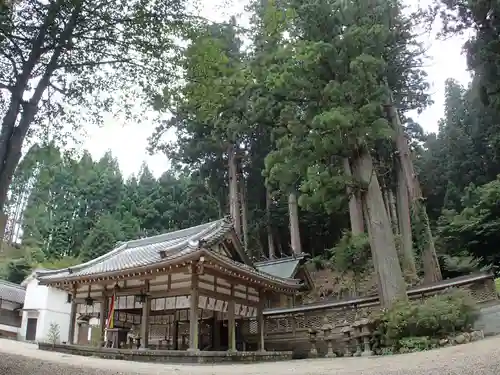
[0,0,499,306]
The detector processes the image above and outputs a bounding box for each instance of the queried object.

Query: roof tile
[0,280,25,304]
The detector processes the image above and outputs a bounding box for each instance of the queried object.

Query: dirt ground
[1,336,500,375]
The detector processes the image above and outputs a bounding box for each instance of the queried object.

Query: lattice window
[265,317,279,333]
[249,319,258,334]
[276,317,291,332]
[305,312,323,330]
[295,314,306,329]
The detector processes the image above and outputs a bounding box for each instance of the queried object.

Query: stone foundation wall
[37,343,292,364]
[475,304,500,336]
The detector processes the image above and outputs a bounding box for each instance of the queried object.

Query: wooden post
[172,313,178,350]
[213,312,221,350]
[258,290,266,352]
[140,280,150,349]
[99,298,106,347]
[189,271,199,351]
[68,284,77,344]
[228,285,236,351]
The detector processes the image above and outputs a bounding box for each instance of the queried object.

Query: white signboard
[175,295,191,309]
[206,297,216,310]
[198,296,207,309]
[214,300,224,312]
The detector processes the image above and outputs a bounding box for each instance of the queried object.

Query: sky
[82,0,472,179]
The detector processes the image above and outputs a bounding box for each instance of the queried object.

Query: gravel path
[1,337,500,375]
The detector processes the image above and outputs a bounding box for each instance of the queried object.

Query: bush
[398,336,436,353]
[374,289,479,349]
[47,322,60,346]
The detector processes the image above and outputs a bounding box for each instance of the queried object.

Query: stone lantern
[308,328,318,358]
[321,319,336,358]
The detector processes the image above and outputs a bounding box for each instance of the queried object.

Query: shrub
[47,322,60,346]
[375,288,479,349]
[398,336,435,353]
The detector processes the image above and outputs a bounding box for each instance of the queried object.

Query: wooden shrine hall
[36,217,312,356]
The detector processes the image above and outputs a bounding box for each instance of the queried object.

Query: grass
[495,278,500,292]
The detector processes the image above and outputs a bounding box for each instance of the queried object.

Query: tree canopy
[1,0,500,303]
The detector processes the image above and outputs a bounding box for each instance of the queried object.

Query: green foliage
[37,256,82,271]
[3,144,221,266]
[436,176,500,269]
[0,0,195,210]
[374,289,479,349]
[328,232,371,277]
[441,254,490,278]
[398,336,434,353]
[0,257,32,284]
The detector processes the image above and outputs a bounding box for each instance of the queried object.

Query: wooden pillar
[99,298,106,347]
[68,284,77,344]
[188,271,199,351]
[140,280,150,349]
[257,290,266,352]
[228,285,236,351]
[213,312,221,350]
[172,314,178,350]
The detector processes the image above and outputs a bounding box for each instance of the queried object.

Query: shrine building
[36,217,312,352]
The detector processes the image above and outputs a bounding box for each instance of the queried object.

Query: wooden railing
[241,273,498,348]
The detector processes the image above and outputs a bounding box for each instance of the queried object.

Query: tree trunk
[240,177,250,258]
[228,144,242,239]
[389,189,399,236]
[383,188,392,227]
[396,162,417,281]
[288,190,302,255]
[353,148,406,307]
[343,158,364,234]
[386,96,442,283]
[0,0,82,212]
[362,196,382,299]
[266,186,276,259]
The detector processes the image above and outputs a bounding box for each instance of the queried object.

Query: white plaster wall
[23,278,49,310]
[20,278,72,342]
[36,309,71,343]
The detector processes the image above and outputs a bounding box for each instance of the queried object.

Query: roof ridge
[255,253,307,266]
[157,219,225,255]
[37,242,128,277]
[37,218,233,280]
[125,219,224,249]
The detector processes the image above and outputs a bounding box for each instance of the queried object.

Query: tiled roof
[38,218,233,281]
[255,254,307,279]
[0,279,26,304]
[36,218,302,288]
[206,251,302,287]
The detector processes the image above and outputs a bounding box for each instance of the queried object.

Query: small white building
[20,270,101,344]
[20,269,72,343]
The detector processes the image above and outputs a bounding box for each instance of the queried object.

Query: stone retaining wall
[475,304,500,336]
[38,343,292,364]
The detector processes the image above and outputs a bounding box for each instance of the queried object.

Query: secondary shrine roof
[36,217,302,290]
[0,279,26,305]
[255,254,307,279]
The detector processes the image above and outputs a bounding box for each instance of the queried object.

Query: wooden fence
[241,273,498,354]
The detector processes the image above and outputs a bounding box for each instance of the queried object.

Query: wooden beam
[198,287,259,308]
[68,284,77,344]
[46,265,191,287]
